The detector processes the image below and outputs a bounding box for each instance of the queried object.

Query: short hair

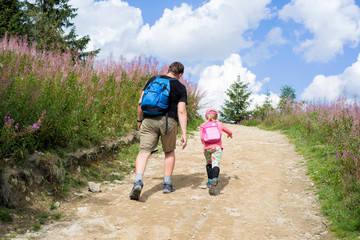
[168,62,184,76]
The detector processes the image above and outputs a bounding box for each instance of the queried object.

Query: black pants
[206,164,220,179]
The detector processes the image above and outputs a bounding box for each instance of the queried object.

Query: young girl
[200,108,233,195]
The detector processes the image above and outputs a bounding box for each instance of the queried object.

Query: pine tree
[280,85,296,103]
[0,0,26,38]
[23,0,99,58]
[278,85,296,112]
[219,75,253,123]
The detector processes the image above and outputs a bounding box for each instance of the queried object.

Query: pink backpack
[202,120,221,143]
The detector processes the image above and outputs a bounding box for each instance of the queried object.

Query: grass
[187,116,204,132]
[78,142,139,183]
[32,224,41,232]
[49,203,58,211]
[249,98,360,239]
[0,208,13,223]
[284,126,360,239]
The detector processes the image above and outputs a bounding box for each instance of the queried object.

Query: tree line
[0,0,98,58]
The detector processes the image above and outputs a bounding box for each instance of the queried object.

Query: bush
[0,35,203,162]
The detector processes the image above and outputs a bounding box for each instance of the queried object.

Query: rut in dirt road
[14,125,334,240]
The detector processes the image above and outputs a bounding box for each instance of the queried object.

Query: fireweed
[263,97,360,181]
[262,97,360,236]
[0,34,203,160]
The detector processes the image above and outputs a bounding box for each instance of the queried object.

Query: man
[129,62,188,201]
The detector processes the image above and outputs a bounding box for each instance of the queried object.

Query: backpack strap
[154,75,171,135]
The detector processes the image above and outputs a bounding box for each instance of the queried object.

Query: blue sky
[70,0,360,113]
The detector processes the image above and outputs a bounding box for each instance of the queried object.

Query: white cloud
[243,27,286,66]
[137,0,272,62]
[250,92,281,110]
[70,0,143,60]
[197,54,279,117]
[301,53,360,101]
[70,0,272,61]
[279,0,360,62]
[262,77,271,83]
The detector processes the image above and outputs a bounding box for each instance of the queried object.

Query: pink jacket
[200,120,232,150]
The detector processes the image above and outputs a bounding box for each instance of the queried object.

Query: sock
[208,179,212,183]
[135,174,143,182]
[164,176,172,185]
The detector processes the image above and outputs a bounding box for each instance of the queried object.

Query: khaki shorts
[139,116,178,153]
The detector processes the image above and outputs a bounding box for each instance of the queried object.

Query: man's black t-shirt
[142,75,188,122]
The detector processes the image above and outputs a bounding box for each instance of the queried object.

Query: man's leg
[135,152,151,175]
[163,150,176,193]
[130,116,160,200]
[164,150,175,176]
[129,151,151,200]
[160,117,177,194]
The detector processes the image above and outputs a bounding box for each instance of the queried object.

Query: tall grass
[260,97,360,239]
[0,34,203,163]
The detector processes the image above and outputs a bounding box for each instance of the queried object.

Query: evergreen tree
[278,85,296,112]
[0,0,26,38]
[280,85,296,103]
[23,0,99,58]
[219,75,253,123]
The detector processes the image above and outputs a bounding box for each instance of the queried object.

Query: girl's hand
[227,134,233,138]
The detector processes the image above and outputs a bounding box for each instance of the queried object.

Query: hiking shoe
[129,180,143,200]
[209,178,218,195]
[206,181,211,188]
[163,183,175,194]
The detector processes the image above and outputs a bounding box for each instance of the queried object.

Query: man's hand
[180,134,187,149]
[177,102,187,149]
[137,91,144,131]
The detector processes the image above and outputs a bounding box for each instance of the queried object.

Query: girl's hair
[205,113,218,121]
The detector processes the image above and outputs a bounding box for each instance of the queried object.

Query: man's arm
[177,101,187,149]
[137,91,144,130]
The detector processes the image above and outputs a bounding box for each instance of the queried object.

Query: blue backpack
[141,76,171,115]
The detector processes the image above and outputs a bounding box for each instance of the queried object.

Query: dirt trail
[14,125,334,240]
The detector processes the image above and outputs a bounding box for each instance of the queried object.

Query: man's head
[168,62,184,77]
